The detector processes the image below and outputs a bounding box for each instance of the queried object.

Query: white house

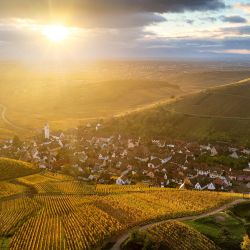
[242,149,250,155]
[230,152,239,159]
[161,156,172,164]
[194,182,202,190]
[116,177,125,185]
[207,183,216,190]
[211,147,218,157]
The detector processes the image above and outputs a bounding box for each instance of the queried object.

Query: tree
[12,135,22,148]
[241,235,250,250]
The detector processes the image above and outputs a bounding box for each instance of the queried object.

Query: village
[0,123,250,194]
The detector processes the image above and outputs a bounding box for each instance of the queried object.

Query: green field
[186,201,250,250]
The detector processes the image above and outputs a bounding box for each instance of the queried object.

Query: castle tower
[44,123,50,139]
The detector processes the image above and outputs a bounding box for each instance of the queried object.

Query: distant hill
[1,61,250,139]
[103,79,250,144]
[0,157,39,181]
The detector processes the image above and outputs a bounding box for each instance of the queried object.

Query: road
[110,199,246,250]
[166,108,250,120]
[0,104,26,130]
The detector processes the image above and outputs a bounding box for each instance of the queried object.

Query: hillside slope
[0,158,39,181]
[122,221,219,250]
[1,62,250,140]
[103,79,250,144]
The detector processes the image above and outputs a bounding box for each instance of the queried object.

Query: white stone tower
[44,123,50,139]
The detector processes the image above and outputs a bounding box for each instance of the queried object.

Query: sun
[42,25,69,42]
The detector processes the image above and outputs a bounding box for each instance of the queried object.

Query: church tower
[44,123,50,139]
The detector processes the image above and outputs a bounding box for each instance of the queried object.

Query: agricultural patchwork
[0,171,243,250]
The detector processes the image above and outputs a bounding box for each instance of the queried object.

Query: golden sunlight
[42,25,69,42]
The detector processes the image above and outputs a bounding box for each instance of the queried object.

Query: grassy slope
[0,157,39,181]
[103,79,250,144]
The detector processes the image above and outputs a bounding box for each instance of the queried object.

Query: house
[207,183,216,190]
[161,156,172,164]
[243,163,250,172]
[230,152,239,159]
[194,182,202,190]
[200,145,211,151]
[128,139,136,149]
[147,172,155,178]
[211,147,218,157]
[197,169,210,176]
[39,164,47,169]
[242,149,250,155]
[116,177,125,185]
[237,175,250,182]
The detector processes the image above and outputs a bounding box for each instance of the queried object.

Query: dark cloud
[220,15,247,23]
[223,25,250,35]
[80,13,166,28]
[186,19,194,25]
[0,0,225,27]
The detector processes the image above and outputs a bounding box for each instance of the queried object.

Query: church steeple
[44,123,50,139]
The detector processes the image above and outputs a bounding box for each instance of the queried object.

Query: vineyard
[0,178,244,250]
[122,221,219,250]
[0,181,26,199]
[0,158,39,181]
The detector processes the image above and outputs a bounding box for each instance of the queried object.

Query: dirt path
[166,108,250,120]
[0,104,27,131]
[110,199,246,250]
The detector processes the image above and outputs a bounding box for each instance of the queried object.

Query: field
[1,62,250,139]
[104,78,250,144]
[0,157,40,181]
[186,201,250,250]
[122,221,218,250]
[0,168,246,250]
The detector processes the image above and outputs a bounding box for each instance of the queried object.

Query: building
[44,124,50,139]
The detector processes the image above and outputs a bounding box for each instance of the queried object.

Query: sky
[0,0,250,61]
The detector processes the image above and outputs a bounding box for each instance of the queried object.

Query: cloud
[235,3,250,13]
[0,0,225,28]
[222,25,250,35]
[79,13,167,28]
[222,49,250,55]
[220,15,247,23]
[186,19,194,25]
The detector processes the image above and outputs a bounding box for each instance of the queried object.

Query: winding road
[0,104,26,130]
[110,199,247,250]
